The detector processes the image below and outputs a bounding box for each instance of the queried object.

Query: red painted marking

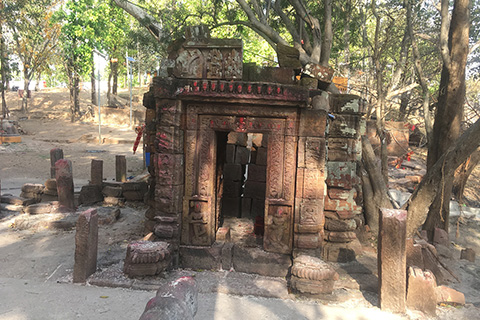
[228,83,234,92]
[237,84,242,92]
[276,87,281,94]
[211,82,216,91]
[257,86,262,94]
[202,82,208,91]
[247,85,252,93]
[220,83,225,91]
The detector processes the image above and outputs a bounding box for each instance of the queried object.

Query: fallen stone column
[378,208,407,313]
[73,208,98,283]
[139,276,197,320]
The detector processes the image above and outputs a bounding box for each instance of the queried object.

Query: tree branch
[439,0,451,68]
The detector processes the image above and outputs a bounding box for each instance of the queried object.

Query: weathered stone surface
[294,233,321,249]
[235,147,250,165]
[328,114,363,138]
[460,248,476,262]
[256,147,268,166]
[325,161,357,189]
[329,94,365,114]
[303,63,334,83]
[123,190,147,201]
[73,208,98,283]
[433,227,450,247]
[323,239,362,262]
[50,148,64,179]
[232,245,291,277]
[155,154,184,185]
[223,180,243,197]
[124,241,172,278]
[406,238,424,269]
[55,159,75,211]
[90,159,103,186]
[291,255,339,281]
[243,181,266,199]
[96,207,120,225]
[104,196,125,206]
[435,286,465,306]
[223,164,244,182]
[1,195,35,206]
[298,109,327,138]
[78,185,103,205]
[21,183,45,194]
[221,197,241,217]
[102,185,123,197]
[406,267,437,316]
[324,218,357,231]
[154,223,178,239]
[179,244,223,270]
[247,164,267,182]
[115,155,127,182]
[24,203,56,215]
[324,231,357,243]
[19,191,42,202]
[290,276,336,295]
[140,276,197,320]
[378,209,407,313]
[155,126,184,153]
[216,227,231,242]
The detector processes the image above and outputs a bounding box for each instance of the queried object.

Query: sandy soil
[1,88,480,319]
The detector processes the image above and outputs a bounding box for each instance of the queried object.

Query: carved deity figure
[300,203,318,226]
[190,202,208,243]
[265,206,289,252]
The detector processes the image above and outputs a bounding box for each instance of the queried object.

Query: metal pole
[129,68,132,127]
[98,70,101,144]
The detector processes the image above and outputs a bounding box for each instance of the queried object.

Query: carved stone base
[124,241,172,278]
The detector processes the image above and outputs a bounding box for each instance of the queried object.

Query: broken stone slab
[460,248,476,262]
[19,192,42,202]
[291,255,339,282]
[96,207,121,225]
[0,203,23,212]
[124,241,172,278]
[43,189,58,196]
[216,227,231,242]
[322,239,362,262]
[45,179,57,190]
[406,238,424,269]
[78,185,103,206]
[24,202,59,215]
[139,276,198,320]
[102,185,123,197]
[232,245,291,277]
[104,197,125,207]
[21,183,45,194]
[1,195,36,206]
[406,266,437,317]
[324,231,357,243]
[179,244,224,271]
[55,159,75,211]
[435,285,465,306]
[123,190,146,201]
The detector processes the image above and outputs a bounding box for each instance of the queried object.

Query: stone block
[290,255,339,294]
[90,159,103,186]
[299,109,327,137]
[221,242,234,270]
[235,146,250,165]
[124,241,172,278]
[227,132,248,146]
[156,126,184,154]
[104,197,125,206]
[50,148,64,179]
[55,159,75,212]
[19,192,42,202]
[221,197,241,217]
[155,184,184,213]
[78,185,103,205]
[247,164,266,182]
[223,164,244,182]
[24,203,56,214]
[251,198,265,216]
[154,223,178,239]
[328,114,363,138]
[322,239,362,262]
[21,183,45,194]
[305,137,326,169]
[303,63,334,83]
[406,239,424,269]
[294,233,321,249]
[329,93,365,114]
[302,168,325,199]
[232,245,291,277]
[223,180,243,198]
[324,218,357,231]
[96,207,120,225]
[216,227,231,242]
[155,154,185,186]
[435,286,465,306]
[325,161,357,189]
[378,209,407,313]
[324,197,362,214]
[251,133,267,148]
[123,190,147,201]
[406,267,437,316]
[243,181,266,199]
[327,188,357,200]
[115,155,127,182]
[73,208,98,283]
[311,92,329,111]
[241,197,252,217]
[290,276,336,295]
[43,188,58,196]
[460,248,476,262]
[324,231,357,243]
[256,147,268,166]
[102,185,123,197]
[179,244,223,270]
[45,179,57,190]
[226,144,236,164]
[433,227,449,246]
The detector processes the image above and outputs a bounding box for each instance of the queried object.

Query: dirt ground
[1,88,480,319]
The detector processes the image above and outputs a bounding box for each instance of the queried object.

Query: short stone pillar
[378,208,407,313]
[290,255,339,295]
[124,241,172,277]
[73,208,98,283]
[116,155,127,182]
[90,159,103,186]
[55,159,74,212]
[50,148,64,178]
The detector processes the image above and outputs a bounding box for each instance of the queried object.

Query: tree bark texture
[424,0,469,240]
[91,56,97,106]
[404,118,480,237]
[452,148,480,203]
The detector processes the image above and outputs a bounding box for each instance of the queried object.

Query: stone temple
[139,26,366,278]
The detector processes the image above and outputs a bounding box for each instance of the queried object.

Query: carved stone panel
[206,49,223,78]
[266,134,284,199]
[264,204,293,254]
[283,136,297,202]
[184,130,197,197]
[185,199,214,246]
[196,130,216,197]
[175,49,204,78]
[224,49,242,79]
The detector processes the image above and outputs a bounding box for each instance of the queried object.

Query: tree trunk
[34,72,40,91]
[0,21,7,118]
[112,60,118,96]
[91,55,97,105]
[404,117,480,237]
[452,148,480,203]
[320,0,332,66]
[71,71,80,122]
[107,67,112,106]
[22,71,30,113]
[423,0,469,240]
